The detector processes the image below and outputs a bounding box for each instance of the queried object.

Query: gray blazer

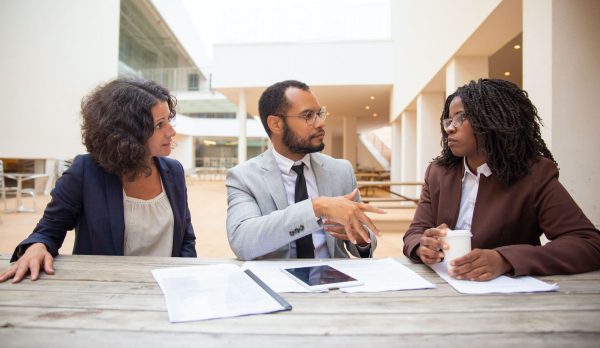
[226,148,377,260]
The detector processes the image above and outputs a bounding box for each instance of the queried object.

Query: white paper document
[241,258,435,293]
[430,262,559,294]
[332,258,436,293]
[152,264,291,322]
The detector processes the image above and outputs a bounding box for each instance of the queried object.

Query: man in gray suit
[226,80,385,260]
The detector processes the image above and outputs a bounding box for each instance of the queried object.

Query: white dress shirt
[272,148,330,258]
[455,157,492,231]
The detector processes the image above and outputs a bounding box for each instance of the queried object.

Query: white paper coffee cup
[442,229,472,267]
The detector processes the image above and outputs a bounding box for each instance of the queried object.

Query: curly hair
[81,77,176,181]
[435,78,556,185]
[258,80,309,137]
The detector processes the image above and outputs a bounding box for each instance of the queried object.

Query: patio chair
[0,159,36,211]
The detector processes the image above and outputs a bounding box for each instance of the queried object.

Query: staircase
[358,130,391,171]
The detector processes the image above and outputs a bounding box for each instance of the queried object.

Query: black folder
[244,269,292,311]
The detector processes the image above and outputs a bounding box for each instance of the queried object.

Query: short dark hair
[81,77,176,180]
[435,78,556,184]
[258,80,310,137]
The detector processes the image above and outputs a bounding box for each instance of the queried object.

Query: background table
[3,173,48,212]
[1,254,599,347]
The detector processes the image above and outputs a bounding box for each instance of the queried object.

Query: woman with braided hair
[403,78,600,281]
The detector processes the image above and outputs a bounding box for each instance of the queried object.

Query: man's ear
[267,115,283,135]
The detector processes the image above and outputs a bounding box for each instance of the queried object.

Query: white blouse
[123,179,174,257]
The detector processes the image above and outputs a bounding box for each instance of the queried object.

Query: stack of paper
[152,264,291,322]
[430,263,559,294]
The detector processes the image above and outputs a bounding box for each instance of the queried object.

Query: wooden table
[1,254,599,347]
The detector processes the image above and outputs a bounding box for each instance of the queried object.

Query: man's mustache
[310,130,325,139]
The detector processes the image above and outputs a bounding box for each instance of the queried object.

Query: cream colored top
[123,179,174,257]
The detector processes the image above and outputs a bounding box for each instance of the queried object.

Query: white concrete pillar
[34,159,45,194]
[390,117,402,195]
[416,93,444,181]
[237,90,247,164]
[170,134,194,174]
[445,56,489,96]
[524,0,600,227]
[400,110,417,198]
[523,0,553,146]
[0,0,119,160]
[342,116,357,168]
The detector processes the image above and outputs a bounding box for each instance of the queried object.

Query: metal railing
[135,67,209,93]
[191,157,238,181]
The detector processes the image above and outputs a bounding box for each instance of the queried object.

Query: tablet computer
[281,265,363,291]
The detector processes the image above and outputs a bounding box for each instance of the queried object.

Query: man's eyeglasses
[275,107,327,126]
[442,113,466,131]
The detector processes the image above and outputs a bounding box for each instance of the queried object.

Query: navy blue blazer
[11,154,196,262]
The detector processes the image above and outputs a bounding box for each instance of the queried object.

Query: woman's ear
[267,115,283,135]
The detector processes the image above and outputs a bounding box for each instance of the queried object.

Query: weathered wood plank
[1,290,599,315]
[2,328,599,348]
[1,306,599,335]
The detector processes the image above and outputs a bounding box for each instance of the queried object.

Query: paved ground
[0,181,411,259]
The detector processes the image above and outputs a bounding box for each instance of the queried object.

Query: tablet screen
[284,265,357,286]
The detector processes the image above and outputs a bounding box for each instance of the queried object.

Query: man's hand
[0,243,55,283]
[313,189,385,244]
[448,249,513,281]
[417,224,448,264]
[324,222,370,246]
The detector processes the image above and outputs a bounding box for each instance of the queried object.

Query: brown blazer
[403,157,600,276]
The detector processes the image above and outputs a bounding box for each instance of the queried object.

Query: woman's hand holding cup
[417,224,449,264]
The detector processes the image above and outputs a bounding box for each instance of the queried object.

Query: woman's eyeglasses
[442,113,466,131]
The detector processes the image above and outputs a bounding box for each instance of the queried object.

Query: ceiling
[217,84,392,136]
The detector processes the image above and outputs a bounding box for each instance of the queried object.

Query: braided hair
[435,78,556,185]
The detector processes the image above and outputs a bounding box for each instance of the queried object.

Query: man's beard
[282,121,325,154]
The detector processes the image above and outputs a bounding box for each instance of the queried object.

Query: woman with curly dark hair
[403,78,600,281]
[1,77,197,283]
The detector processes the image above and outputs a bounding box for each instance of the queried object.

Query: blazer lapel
[261,148,288,210]
[156,157,181,256]
[444,163,465,229]
[104,171,125,255]
[310,154,337,256]
[311,154,332,197]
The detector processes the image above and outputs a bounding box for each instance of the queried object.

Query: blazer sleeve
[403,163,436,263]
[11,155,85,262]
[226,166,322,261]
[495,163,600,276]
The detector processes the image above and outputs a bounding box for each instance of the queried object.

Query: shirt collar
[272,147,311,175]
[461,157,492,182]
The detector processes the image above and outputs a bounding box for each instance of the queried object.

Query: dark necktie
[291,163,315,258]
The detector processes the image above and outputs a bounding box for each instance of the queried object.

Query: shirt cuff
[356,243,371,258]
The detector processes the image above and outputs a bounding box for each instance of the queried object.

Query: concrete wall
[524,0,600,227]
[390,0,501,119]
[170,134,194,172]
[212,41,393,88]
[0,0,120,160]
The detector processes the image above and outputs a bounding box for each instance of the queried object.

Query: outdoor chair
[0,159,36,212]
